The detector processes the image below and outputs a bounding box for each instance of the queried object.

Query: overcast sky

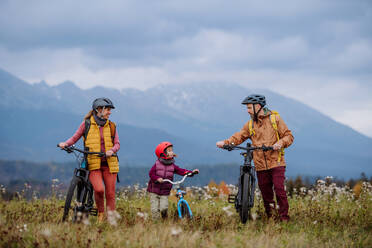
[1,0,371,137]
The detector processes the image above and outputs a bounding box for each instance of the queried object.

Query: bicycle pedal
[90,208,98,216]
[228,194,236,203]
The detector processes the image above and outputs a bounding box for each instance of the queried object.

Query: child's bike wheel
[180,202,191,219]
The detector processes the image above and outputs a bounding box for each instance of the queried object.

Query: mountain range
[0,68,371,178]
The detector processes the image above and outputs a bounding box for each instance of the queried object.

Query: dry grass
[0,181,371,248]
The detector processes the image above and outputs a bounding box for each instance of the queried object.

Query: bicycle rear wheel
[240,173,251,223]
[62,177,84,222]
[179,202,191,219]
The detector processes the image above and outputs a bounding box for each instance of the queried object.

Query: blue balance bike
[163,171,198,219]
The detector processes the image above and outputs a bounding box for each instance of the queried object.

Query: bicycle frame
[175,187,193,218]
[228,143,256,210]
[224,143,273,223]
[58,145,115,221]
[72,163,96,216]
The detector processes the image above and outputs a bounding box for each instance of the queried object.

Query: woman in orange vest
[59,98,120,222]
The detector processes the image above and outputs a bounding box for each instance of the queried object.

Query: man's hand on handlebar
[216,141,225,148]
[273,142,282,151]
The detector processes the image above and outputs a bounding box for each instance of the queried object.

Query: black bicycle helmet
[92,97,115,110]
[241,94,266,107]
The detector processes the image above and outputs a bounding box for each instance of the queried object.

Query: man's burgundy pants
[256,166,289,221]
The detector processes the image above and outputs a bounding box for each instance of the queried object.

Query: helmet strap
[253,104,263,122]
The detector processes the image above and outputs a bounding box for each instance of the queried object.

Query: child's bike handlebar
[162,171,199,185]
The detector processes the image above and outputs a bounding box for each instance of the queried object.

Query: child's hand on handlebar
[157,178,164,183]
[192,169,199,174]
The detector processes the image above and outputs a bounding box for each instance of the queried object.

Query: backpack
[248,110,285,162]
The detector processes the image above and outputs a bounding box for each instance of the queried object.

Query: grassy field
[0,180,371,248]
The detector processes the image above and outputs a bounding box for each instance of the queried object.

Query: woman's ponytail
[84,110,94,120]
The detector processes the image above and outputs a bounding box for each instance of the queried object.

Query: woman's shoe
[97,212,105,223]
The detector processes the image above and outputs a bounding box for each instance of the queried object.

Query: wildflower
[137,212,148,220]
[41,228,52,237]
[313,220,317,224]
[51,179,59,183]
[171,227,182,236]
[222,206,233,216]
[107,210,121,226]
[82,217,90,226]
[251,213,258,221]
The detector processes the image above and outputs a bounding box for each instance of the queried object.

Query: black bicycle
[57,145,113,222]
[223,143,273,223]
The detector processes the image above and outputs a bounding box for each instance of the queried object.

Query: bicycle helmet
[92,97,115,110]
[241,94,266,107]
[241,94,266,122]
[155,141,173,159]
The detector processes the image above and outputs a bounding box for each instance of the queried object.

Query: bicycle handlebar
[161,171,198,185]
[222,144,273,152]
[57,144,117,157]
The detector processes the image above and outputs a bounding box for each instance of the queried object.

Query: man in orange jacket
[216,94,294,221]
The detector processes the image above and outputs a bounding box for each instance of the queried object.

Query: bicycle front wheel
[179,202,191,219]
[62,177,84,222]
[240,173,251,223]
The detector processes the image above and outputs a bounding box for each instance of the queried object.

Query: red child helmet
[155,141,173,159]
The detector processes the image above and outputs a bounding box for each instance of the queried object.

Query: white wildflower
[82,217,90,226]
[107,210,121,226]
[41,228,52,237]
[171,227,182,236]
[137,212,148,220]
[222,205,233,216]
[251,213,258,221]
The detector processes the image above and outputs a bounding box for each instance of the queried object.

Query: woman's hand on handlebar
[105,150,114,157]
[58,142,68,149]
